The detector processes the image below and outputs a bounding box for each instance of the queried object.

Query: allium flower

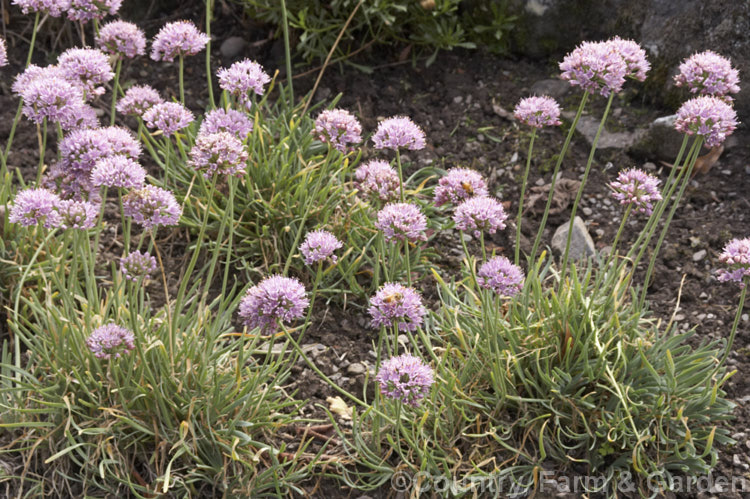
[151,20,210,62]
[299,230,343,265]
[0,38,7,67]
[57,199,98,229]
[96,20,147,58]
[513,96,562,128]
[354,160,400,202]
[142,102,194,137]
[368,283,426,332]
[20,76,96,130]
[606,36,650,82]
[372,116,426,151]
[674,50,740,100]
[12,64,69,96]
[217,59,270,110]
[86,324,135,359]
[91,155,147,189]
[375,203,428,243]
[57,48,114,99]
[123,185,182,229]
[434,168,488,207]
[717,237,750,287]
[120,250,158,282]
[559,40,628,97]
[477,256,524,297]
[9,188,62,228]
[609,168,662,215]
[117,85,163,117]
[453,196,508,238]
[190,132,248,179]
[313,109,362,152]
[67,0,121,22]
[376,353,434,407]
[673,96,738,147]
[199,108,253,138]
[238,275,309,333]
[12,0,70,17]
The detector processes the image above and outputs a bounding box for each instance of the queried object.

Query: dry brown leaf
[524,178,581,215]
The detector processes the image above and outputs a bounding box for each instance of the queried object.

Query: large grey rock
[529,79,570,100]
[551,216,596,260]
[572,115,646,150]
[220,36,246,59]
[629,114,685,161]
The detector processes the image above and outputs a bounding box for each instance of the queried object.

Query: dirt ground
[2,2,749,497]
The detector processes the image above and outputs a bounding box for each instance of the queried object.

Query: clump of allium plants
[0,2,744,498]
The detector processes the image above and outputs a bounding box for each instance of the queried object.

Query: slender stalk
[593,203,632,292]
[1,13,41,173]
[178,55,185,104]
[718,283,747,368]
[110,57,122,126]
[35,119,48,186]
[403,240,412,287]
[559,93,615,280]
[530,91,589,263]
[515,129,536,265]
[279,0,294,103]
[205,0,216,109]
[638,137,704,307]
[396,149,405,202]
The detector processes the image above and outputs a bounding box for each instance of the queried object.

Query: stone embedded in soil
[551,216,596,260]
[529,79,570,99]
[346,362,367,375]
[629,114,686,162]
[220,36,246,59]
[692,249,707,261]
[570,114,645,150]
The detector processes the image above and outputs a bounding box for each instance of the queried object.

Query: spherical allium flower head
[434,168,488,207]
[20,76,96,130]
[217,59,270,110]
[559,40,628,97]
[117,85,163,117]
[142,102,194,137]
[199,108,253,138]
[513,96,562,128]
[0,38,7,67]
[313,109,362,152]
[190,132,248,179]
[67,0,121,22]
[369,283,426,332]
[91,155,147,189]
[606,36,650,82]
[375,353,434,407]
[238,275,309,333]
[12,0,70,17]
[12,64,69,96]
[673,96,738,147]
[354,160,400,202]
[299,230,343,265]
[120,250,158,282]
[86,324,135,359]
[609,168,662,215]
[375,203,428,244]
[717,237,750,287]
[57,48,114,99]
[150,20,210,62]
[123,185,182,230]
[372,116,426,151]
[477,256,524,297]
[674,50,740,100]
[9,188,62,228]
[57,199,98,229]
[453,196,508,238]
[96,20,147,58]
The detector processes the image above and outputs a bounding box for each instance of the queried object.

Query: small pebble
[692,249,706,261]
[582,207,593,216]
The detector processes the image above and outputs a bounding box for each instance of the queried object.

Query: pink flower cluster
[673,96,738,147]
[189,131,249,179]
[434,168,488,206]
[674,50,740,101]
[354,160,400,202]
[717,237,750,287]
[453,196,507,238]
[513,96,562,128]
[217,59,271,110]
[376,353,434,406]
[86,324,135,359]
[375,203,428,243]
[477,256,524,297]
[151,21,210,62]
[299,230,343,265]
[238,275,309,333]
[313,109,362,152]
[372,116,426,151]
[609,168,662,215]
[369,283,426,332]
[96,20,147,59]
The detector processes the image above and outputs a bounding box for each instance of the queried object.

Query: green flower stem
[2,12,41,173]
[118,189,130,252]
[279,0,294,103]
[559,92,615,284]
[151,231,175,365]
[638,137,704,308]
[515,128,536,265]
[178,55,185,104]
[396,149,405,202]
[718,283,747,368]
[110,57,122,126]
[530,91,589,263]
[91,186,108,264]
[403,240,412,287]
[593,203,632,292]
[205,0,216,109]
[460,230,478,289]
[35,119,48,186]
